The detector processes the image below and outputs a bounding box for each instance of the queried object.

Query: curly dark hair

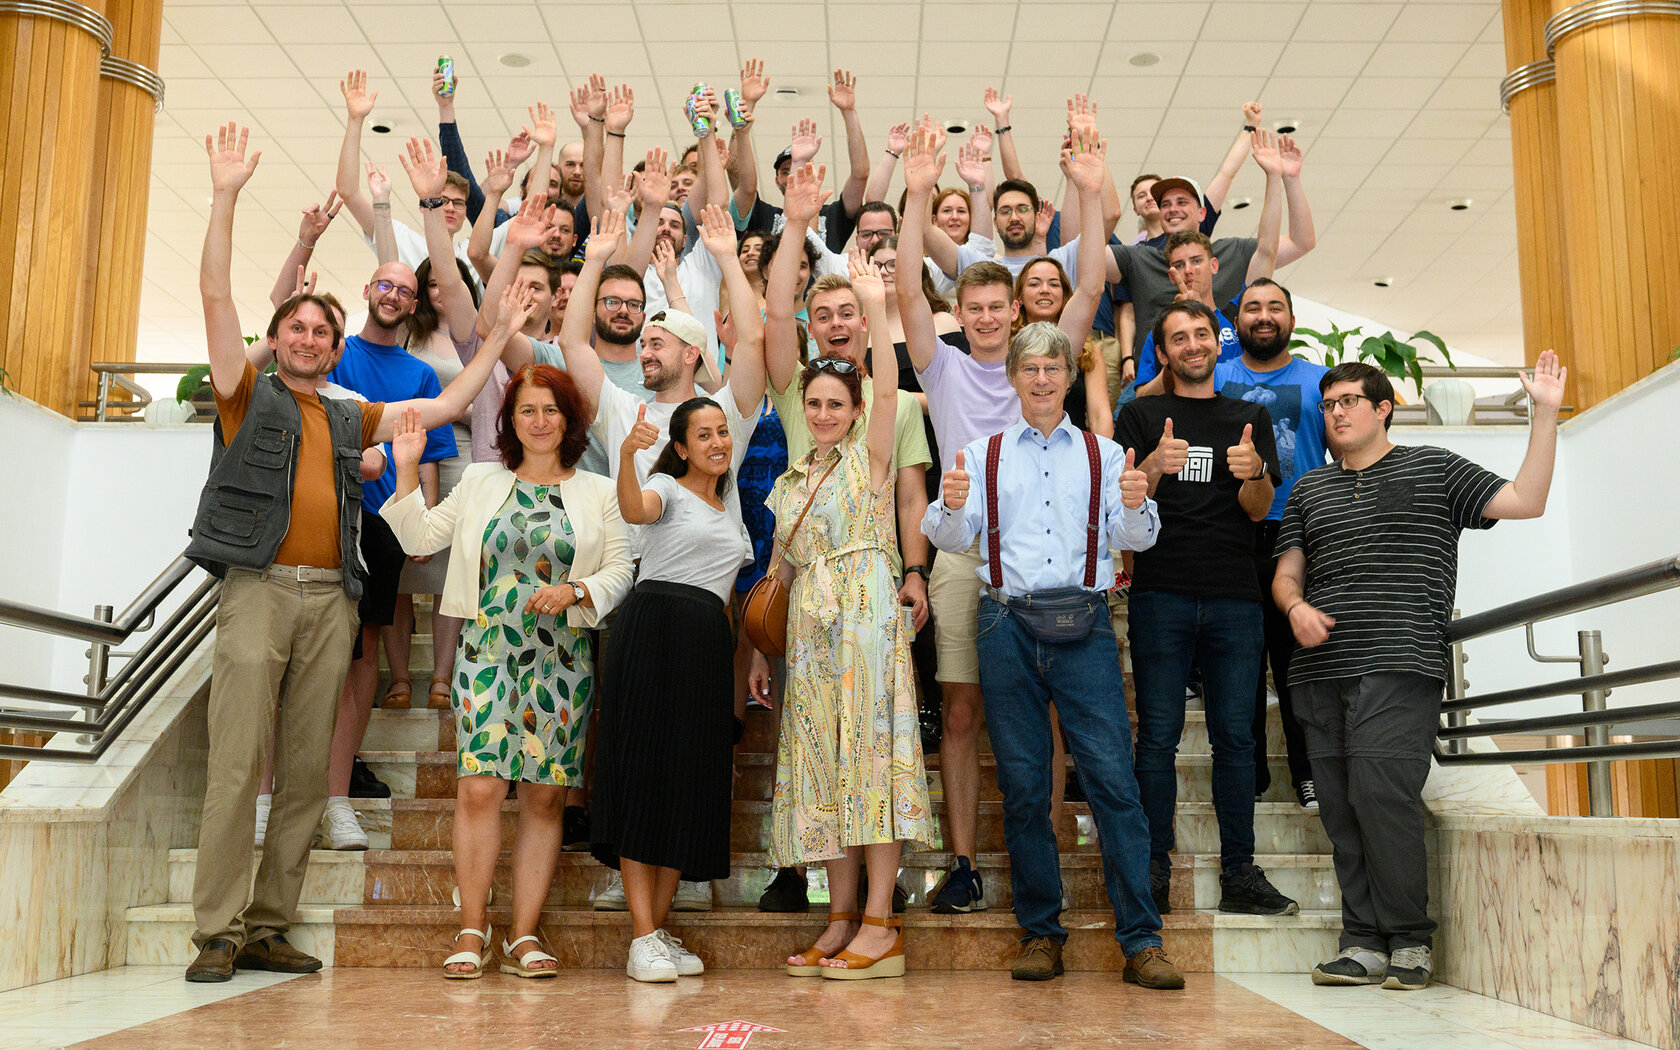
[494,364,593,469]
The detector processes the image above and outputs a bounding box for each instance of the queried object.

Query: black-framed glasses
[811,357,858,374]
[599,295,646,313]
[1318,393,1377,413]
[372,279,416,302]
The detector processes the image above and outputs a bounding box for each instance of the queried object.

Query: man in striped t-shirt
[1273,354,1567,992]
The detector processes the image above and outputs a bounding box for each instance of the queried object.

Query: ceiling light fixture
[500,52,531,68]
[1274,118,1300,135]
[774,86,799,99]
[1449,198,1473,211]
[1229,196,1253,210]
[1373,277,1393,288]
[945,119,970,134]
[1128,51,1160,67]
[369,117,395,134]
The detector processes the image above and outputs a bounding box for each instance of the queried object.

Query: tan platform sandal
[441,925,492,980]
[786,911,860,977]
[819,913,905,980]
[500,934,559,978]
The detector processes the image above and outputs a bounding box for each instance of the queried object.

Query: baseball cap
[645,309,724,387]
[774,146,794,170]
[1149,175,1205,207]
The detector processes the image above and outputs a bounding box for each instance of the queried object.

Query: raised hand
[638,147,671,210]
[1063,125,1107,193]
[482,149,516,196]
[298,189,342,246]
[848,249,887,310]
[1227,423,1263,481]
[525,102,557,148]
[714,308,738,355]
[290,265,318,299]
[365,161,391,204]
[1034,198,1056,241]
[1279,134,1303,178]
[494,281,544,338]
[740,57,769,107]
[828,68,857,112]
[1067,93,1098,136]
[506,194,556,252]
[431,68,459,106]
[586,73,608,122]
[340,69,377,121]
[902,124,946,195]
[783,162,830,227]
[602,172,634,214]
[916,112,949,155]
[887,121,911,155]
[1251,129,1284,176]
[567,84,593,131]
[1288,601,1335,648]
[392,406,429,474]
[983,86,1012,124]
[1120,448,1148,509]
[623,402,661,456]
[652,237,679,290]
[399,137,446,199]
[968,123,994,157]
[941,450,971,511]
[688,86,718,132]
[585,209,627,264]
[1242,100,1263,126]
[605,84,635,133]
[697,203,737,259]
[1519,348,1568,412]
[205,121,261,193]
[506,130,535,168]
[954,141,988,189]
[1156,418,1189,475]
[790,118,822,166]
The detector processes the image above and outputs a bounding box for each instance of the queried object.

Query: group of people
[181,55,1567,997]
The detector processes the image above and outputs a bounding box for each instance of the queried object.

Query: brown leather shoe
[235,934,323,973]
[1010,936,1065,981]
[185,938,238,983]
[1123,945,1185,989]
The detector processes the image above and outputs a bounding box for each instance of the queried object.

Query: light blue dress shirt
[922,415,1161,597]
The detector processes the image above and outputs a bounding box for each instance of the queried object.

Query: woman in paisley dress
[759,259,934,981]
[383,348,634,980]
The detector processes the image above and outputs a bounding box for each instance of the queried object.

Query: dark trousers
[975,597,1162,956]
[1253,521,1312,792]
[1292,673,1442,951]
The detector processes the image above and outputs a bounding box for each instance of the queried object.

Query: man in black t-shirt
[1115,300,1298,922]
[1274,355,1567,992]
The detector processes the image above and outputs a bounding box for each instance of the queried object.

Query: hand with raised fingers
[1519,348,1568,412]
[392,406,429,474]
[1063,125,1108,194]
[790,118,822,166]
[365,161,391,204]
[482,149,516,196]
[493,281,544,339]
[205,121,261,193]
[983,86,1012,124]
[1279,134,1303,178]
[291,264,318,299]
[1120,448,1149,509]
[340,69,377,121]
[506,129,535,168]
[525,102,557,148]
[1251,129,1283,176]
[298,189,342,246]
[1168,265,1193,301]
[399,137,447,199]
[1034,198,1056,240]
[902,125,946,195]
[886,121,911,155]
[942,450,970,511]
[697,203,738,260]
[968,123,994,157]
[828,68,857,112]
[1067,93,1098,136]
[506,194,555,252]
[847,251,887,311]
[587,73,608,121]
[955,142,988,189]
[739,57,769,107]
[602,172,634,214]
[1227,423,1264,482]
[567,84,593,130]
[916,112,949,156]
[584,209,628,264]
[606,84,635,133]
[782,162,830,227]
[638,147,671,210]
[653,237,679,290]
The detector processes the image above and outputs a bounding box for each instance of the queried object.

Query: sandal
[819,914,905,980]
[382,677,413,708]
[786,911,860,977]
[427,675,452,709]
[442,925,492,980]
[500,934,559,978]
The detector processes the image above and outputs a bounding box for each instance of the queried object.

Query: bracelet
[968,185,985,194]
[885,148,901,159]
[606,131,625,139]
[903,564,930,582]
[371,201,391,210]
[1243,124,1257,132]
[418,196,447,210]
[296,237,316,251]
[1247,467,1268,482]
[995,124,1012,134]
[589,115,605,123]
[1285,600,1304,618]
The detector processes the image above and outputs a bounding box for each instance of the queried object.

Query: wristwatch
[903,564,930,582]
[568,582,587,604]
[418,196,447,210]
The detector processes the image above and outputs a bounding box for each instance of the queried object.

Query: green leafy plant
[1289,324,1454,395]
[175,365,211,404]
[0,364,12,398]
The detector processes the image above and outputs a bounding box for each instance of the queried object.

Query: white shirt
[366,220,482,290]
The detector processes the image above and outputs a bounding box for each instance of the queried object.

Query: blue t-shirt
[329,335,456,511]
[1047,207,1220,337]
[1137,306,1241,385]
[1214,356,1330,520]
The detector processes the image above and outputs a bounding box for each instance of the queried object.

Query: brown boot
[1010,936,1064,981]
[235,935,323,973]
[1123,945,1185,989]
[185,938,239,983]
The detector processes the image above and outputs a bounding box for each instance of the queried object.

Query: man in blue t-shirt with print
[1212,279,1327,812]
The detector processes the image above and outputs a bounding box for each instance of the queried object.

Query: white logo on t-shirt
[1183,446,1214,483]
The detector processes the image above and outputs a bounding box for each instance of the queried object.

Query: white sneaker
[254,794,271,848]
[323,798,368,851]
[627,931,678,983]
[672,879,713,912]
[655,929,704,975]
[592,870,627,911]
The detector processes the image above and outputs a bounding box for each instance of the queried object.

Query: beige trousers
[191,568,357,950]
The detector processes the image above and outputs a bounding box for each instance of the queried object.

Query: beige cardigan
[379,463,634,630]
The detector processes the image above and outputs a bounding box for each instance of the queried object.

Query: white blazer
[380,463,634,630]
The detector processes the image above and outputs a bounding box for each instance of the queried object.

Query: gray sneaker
[592,870,627,911]
[1382,945,1432,990]
[1311,947,1389,985]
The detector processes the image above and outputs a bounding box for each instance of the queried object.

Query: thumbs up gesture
[1227,422,1263,481]
[942,449,971,510]
[622,402,661,457]
[1156,417,1190,475]
[1120,448,1148,509]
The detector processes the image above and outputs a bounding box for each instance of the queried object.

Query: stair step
[166,848,365,905]
[123,904,337,967]
[361,709,451,753]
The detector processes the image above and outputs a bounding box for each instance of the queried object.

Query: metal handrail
[0,557,197,645]
[1438,552,1680,817]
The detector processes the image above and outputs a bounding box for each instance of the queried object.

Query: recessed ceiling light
[945,119,970,134]
[774,86,799,99]
[1274,118,1300,134]
[369,117,395,134]
[1229,196,1253,210]
[1128,51,1160,67]
[499,52,531,68]
[1449,198,1473,211]
[1373,277,1393,288]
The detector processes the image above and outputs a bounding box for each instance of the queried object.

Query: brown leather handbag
[741,455,841,657]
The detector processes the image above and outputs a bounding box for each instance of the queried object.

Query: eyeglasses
[857,228,890,243]
[372,279,416,302]
[872,259,898,274]
[1318,393,1377,413]
[811,357,858,374]
[599,296,646,313]
[1016,364,1067,380]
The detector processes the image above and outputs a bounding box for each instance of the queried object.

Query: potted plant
[1289,323,1473,424]
[144,364,209,424]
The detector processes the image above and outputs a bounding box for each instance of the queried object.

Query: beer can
[684,82,713,138]
[436,55,456,98]
[723,88,749,129]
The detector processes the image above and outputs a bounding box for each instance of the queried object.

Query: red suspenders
[986,429,1102,591]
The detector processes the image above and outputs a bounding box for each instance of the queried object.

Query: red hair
[494,364,593,469]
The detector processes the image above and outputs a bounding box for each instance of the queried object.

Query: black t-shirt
[743,197,856,253]
[1114,392,1280,600]
[1276,443,1508,685]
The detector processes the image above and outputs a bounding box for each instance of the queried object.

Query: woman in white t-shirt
[593,397,752,984]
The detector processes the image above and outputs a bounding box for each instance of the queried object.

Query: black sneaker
[1218,862,1300,915]
[1063,764,1086,803]
[757,867,810,912]
[858,877,912,913]
[561,805,591,852]
[1296,780,1319,811]
[929,856,986,913]
[1149,856,1172,915]
[349,756,391,799]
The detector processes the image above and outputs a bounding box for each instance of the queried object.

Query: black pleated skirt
[590,580,734,881]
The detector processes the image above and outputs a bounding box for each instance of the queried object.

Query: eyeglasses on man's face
[598,296,646,313]
[1318,393,1377,414]
[1017,363,1068,380]
[372,279,417,302]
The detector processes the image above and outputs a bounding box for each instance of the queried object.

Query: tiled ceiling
[141,0,1521,364]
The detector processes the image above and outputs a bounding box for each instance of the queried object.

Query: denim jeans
[976,596,1162,956]
[1128,590,1264,871]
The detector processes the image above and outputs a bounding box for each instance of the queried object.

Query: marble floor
[0,968,1655,1049]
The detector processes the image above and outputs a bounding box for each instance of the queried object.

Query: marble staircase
[125,599,1343,973]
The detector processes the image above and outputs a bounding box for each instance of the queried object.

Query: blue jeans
[976,596,1162,956]
[1128,591,1264,871]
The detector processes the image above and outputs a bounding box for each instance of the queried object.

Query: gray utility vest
[184,373,368,600]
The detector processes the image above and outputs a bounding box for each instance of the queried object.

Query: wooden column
[1547,0,1680,409]
[1500,0,1572,386]
[0,0,110,415]
[79,0,164,412]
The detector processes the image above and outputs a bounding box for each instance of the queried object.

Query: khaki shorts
[928,539,985,685]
